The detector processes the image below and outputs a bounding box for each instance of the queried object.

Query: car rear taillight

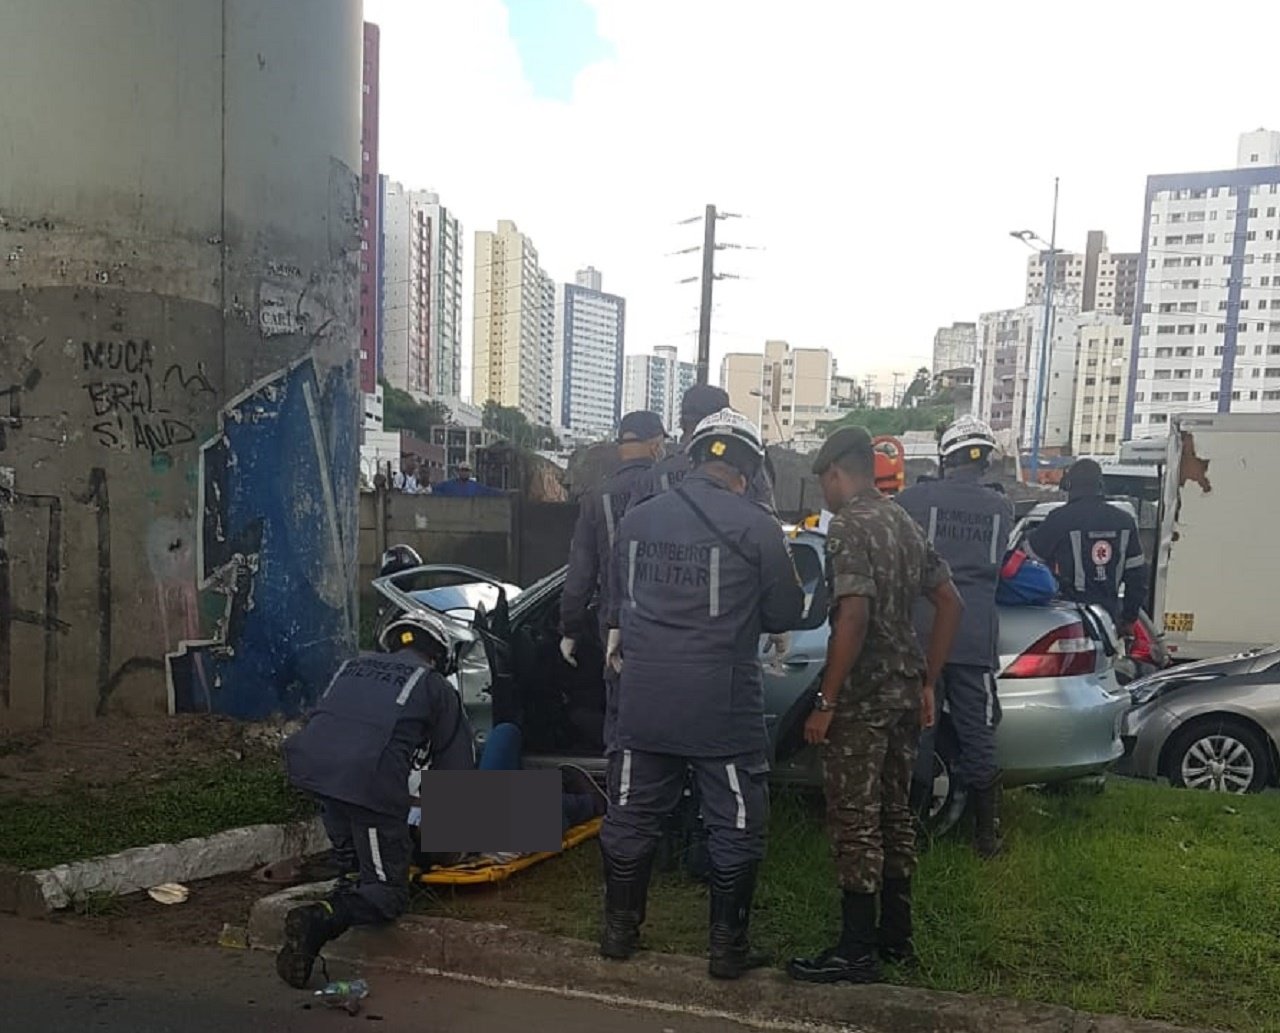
[1003,622,1097,679]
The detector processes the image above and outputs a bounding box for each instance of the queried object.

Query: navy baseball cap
[618,410,666,442]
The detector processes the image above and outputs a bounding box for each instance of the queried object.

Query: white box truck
[1154,412,1280,660]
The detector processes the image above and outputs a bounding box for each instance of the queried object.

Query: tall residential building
[419,192,463,399]
[932,322,977,376]
[379,184,464,398]
[552,266,626,437]
[1025,230,1141,323]
[1071,314,1129,456]
[359,22,380,396]
[975,302,1081,455]
[1126,130,1280,437]
[720,340,834,445]
[472,221,555,425]
[622,345,695,434]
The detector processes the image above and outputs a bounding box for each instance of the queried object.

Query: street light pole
[1029,178,1060,484]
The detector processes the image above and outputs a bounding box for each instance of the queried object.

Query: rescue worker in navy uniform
[896,416,1014,858]
[559,410,667,752]
[276,611,476,989]
[1026,457,1148,635]
[630,384,776,512]
[599,409,804,979]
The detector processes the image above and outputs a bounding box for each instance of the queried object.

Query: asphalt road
[0,917,759,1033]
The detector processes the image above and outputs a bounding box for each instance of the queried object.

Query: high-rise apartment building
[359,22,380,396]
[1025,230,1141,323]
[622,345,695,435]
[552,267,626,437]
[472,221,555,425]
[721,340,833,445]
[1126,131,1280,436]
[932,322,977,376]
[419,193,463,399]
[1071,315,1129,456]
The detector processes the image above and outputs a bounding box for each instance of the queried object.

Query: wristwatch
[812,692,835,713]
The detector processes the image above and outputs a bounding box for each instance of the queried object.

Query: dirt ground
[0,714,299,800]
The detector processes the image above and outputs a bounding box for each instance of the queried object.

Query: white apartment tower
[1071,315,1129,456]
[932,322,977,376]
[720,340,834,445]
[553,266,626,437]
[1127,131,1280,436]
[472,221,555,425]
[379,181,463,398]
[1025,230,1141,324]
[623,346,695,435]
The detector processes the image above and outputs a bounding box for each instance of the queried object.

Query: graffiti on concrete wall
[167,354,357,719]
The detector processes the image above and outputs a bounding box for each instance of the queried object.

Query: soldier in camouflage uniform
[788,427,963,986]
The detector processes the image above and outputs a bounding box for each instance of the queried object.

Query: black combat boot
[787,891,881,984]
[707,863,769,980]
[275,899,351,989]
[878,877,918,970]
[973,781,1004,859]
[600,849,654,960]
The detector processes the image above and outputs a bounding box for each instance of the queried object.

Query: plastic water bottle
[315,979,370,1015]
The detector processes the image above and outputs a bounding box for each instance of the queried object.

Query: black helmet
[379,544,422,578]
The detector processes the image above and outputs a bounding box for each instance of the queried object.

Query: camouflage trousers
[821,703,919,894]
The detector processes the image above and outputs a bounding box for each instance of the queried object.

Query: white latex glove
[559,636,578,667]
[606,629,623,674]
[764,632,792,658]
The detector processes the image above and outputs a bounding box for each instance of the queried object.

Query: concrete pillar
[0,1,362,729]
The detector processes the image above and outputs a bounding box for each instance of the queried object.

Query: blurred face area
[457,466,472,481]
[820,465,857,513]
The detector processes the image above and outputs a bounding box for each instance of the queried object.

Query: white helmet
[379,609,456,673]
[688,408,766,476]
[938,415,997,463]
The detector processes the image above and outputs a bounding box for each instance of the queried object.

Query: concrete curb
[2,819,326,915]
[248,882,1215,1033]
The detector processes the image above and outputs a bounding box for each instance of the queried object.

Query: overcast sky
[365,0,1280,400]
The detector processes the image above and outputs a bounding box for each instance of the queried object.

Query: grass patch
[415,780,1280,1032]
[0,752,314,871]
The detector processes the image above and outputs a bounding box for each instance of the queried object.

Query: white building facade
[1127,132,1280,436]
[720,340,834,446]
[622,345,695,436]
[553,267,625,438]
[1071,315,1129,456]
[932,322,977,376]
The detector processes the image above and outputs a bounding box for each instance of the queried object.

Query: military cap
[811,426,874,475]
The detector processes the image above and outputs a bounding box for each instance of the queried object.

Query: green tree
[901,366,932,408]
[481,401,560,450]
[381,382,451,439]
[820,403,953,439]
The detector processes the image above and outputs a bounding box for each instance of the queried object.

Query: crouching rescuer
[276,611,476,988]
[600,408,804,979]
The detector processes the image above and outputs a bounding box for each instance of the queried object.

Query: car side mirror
[790,541,830,632]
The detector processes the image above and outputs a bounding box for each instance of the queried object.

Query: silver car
[1119,646,1280,793]
[373,527,1128,835]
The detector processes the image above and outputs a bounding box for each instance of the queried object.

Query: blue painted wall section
[168,355,357,719]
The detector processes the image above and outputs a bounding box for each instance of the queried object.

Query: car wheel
[921,725,966,840]
[1165,718,1271,794]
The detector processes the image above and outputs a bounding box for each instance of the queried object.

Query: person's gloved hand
[559,636,578,667]
[606,629,623,674]
[764,632,791,658]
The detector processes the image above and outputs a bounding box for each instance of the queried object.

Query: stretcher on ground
[411,816,603,886]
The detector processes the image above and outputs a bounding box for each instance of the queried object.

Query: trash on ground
[316,979,370,1016]
[146,882,190,905]
[217,923,249,949]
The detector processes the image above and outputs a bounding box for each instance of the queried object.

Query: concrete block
[14,818,326,914]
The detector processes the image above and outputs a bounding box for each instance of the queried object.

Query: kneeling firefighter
[276,611,476,988]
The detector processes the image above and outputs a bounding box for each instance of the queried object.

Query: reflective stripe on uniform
[725,763,747,830]
[1069,530,1086,591]
[1126,553,1146,569]
[627,540,639,607]
[619,750,633,806]
[395,667,424,706]
[989,514,1002,564]
[660,473,670,492]
[1117,530,1131,589]
[984,672,995,728]
[602,493,617,546]
[709,546,722,617]
[320,660,352,700]
[368,828,387,882]
[926,506,939,544]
